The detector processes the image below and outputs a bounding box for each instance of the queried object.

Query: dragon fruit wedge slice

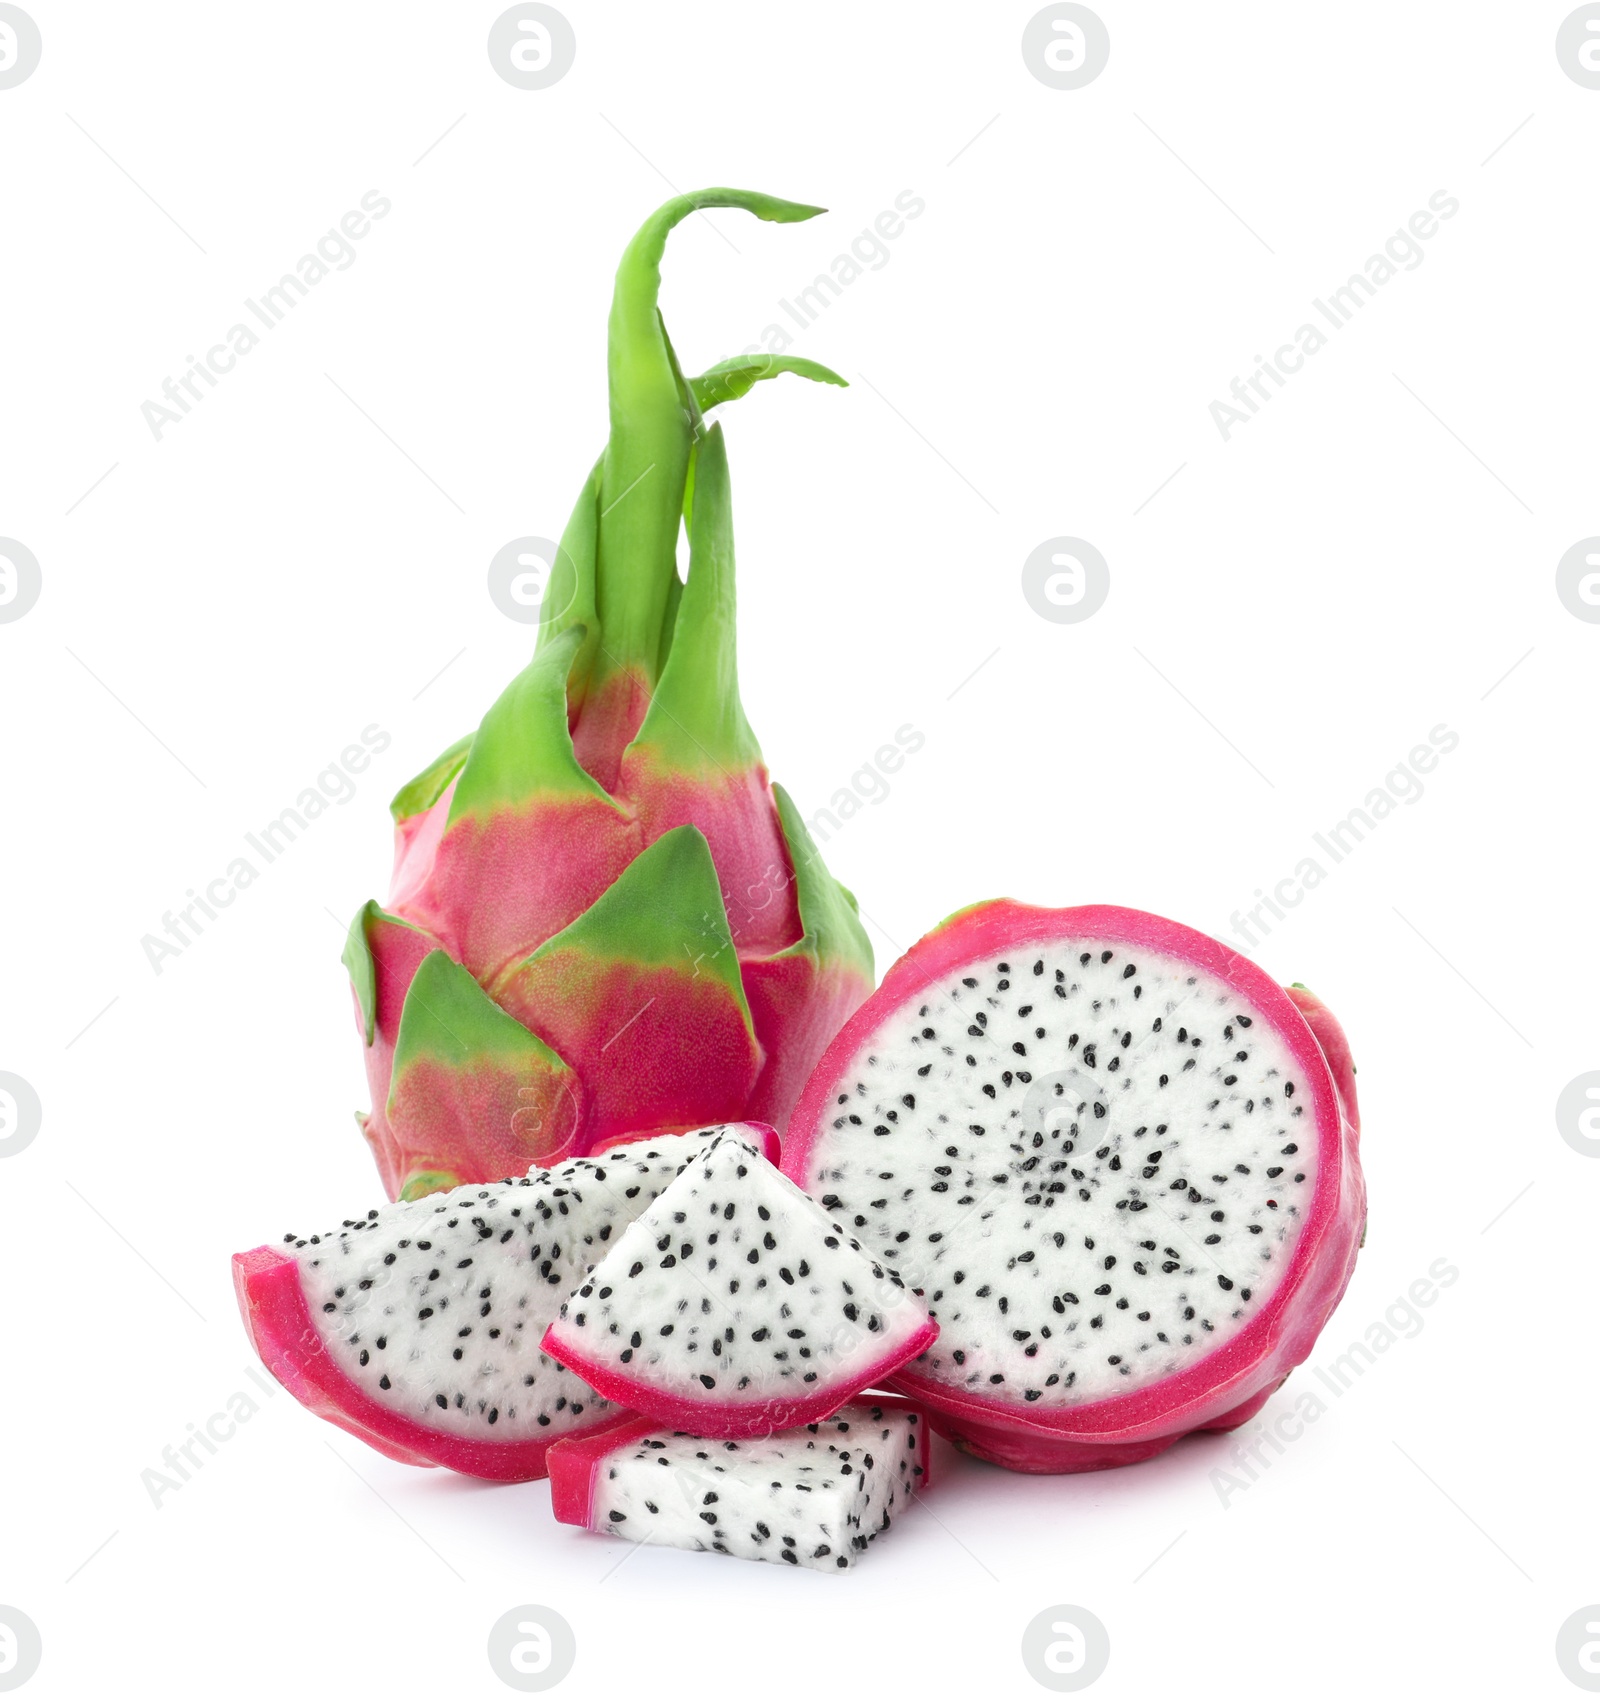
[347,189,875,1202]
[540,1126,938,1438]
[233,1126,777,1481]
[782,902,1366,1474]
[547,1395,929,1572]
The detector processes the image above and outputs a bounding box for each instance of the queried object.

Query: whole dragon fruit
[345,190,873,1200]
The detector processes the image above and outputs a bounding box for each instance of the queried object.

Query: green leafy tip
[390,733,472,825]
[771,785,874,983]
[343,901,380,1043]
[391,949,572,1076]
[448,626,617,824]
[518,824,747,1011]
[399,1171,459,1202]
[632,422,753,772]
[342,902,429,1045]
[595,190,831,681]
[690,354,847,412]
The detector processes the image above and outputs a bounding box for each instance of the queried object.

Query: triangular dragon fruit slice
[547,1396,929,1571]
[233,1126,777,1481]
[782,902,1366,1474]
[540,1127,937,1437]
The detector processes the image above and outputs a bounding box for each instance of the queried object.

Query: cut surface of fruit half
[783,902,1365,1472]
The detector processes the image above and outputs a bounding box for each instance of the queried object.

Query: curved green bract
[692,354,846,412]
[535,459,603,687]
[390,734,473,825]
[519,825,748,1013]
[596,191,827,683]
[681,355,846,535]
[391,949,571,1076]
[343,901,381,1043]
[655,555,685,680]
[631,423,755,772]
[769,785,874,983]
[400,342,846,815]
[343,900,429,1045]
[538,354,843,662]
[448,626,619,825]
[398,1171,459,1202]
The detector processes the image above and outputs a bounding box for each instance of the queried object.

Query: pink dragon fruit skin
[782,901,1367,1475]
[343,191,874,1201]
[1286,982,1361,1136]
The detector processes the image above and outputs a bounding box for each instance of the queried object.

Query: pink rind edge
[539,1315,941,1441]
[547,1412,659,1526]
[783,901,1366,1459]
[231,1128,781,1481]
[233,1246,635,1482]
[1285,984,1360,1136]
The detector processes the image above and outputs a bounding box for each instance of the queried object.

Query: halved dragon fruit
[782,902,1366,1473]
[233,1126,776,1481]
[547,1396,929,1571]
[540,1126,937,1437]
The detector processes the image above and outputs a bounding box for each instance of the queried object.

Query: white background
[3,3,1595,1692]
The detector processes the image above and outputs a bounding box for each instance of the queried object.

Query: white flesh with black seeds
[553,1129,928,1407]
[291,1128,745,1440]
[590,1401,925,1571]
[806,942,1318,1406]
